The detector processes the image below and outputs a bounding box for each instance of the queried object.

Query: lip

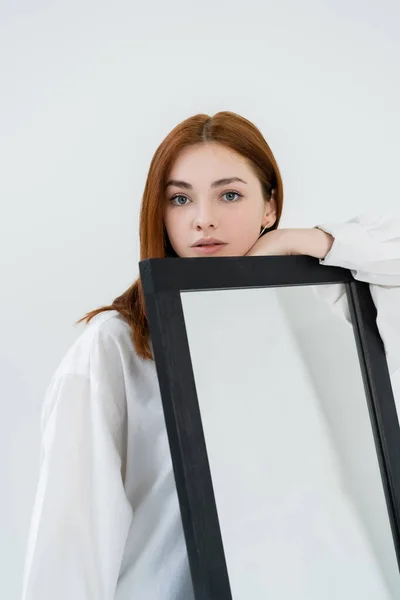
[190,237,227,255]
[191,237,226,247]
[192,243,227,255]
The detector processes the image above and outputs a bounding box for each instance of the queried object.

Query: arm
[21,372,133,600]
[248,213,400,285]
[316,213,400,286]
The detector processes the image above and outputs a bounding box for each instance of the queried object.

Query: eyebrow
[165,177,248,190]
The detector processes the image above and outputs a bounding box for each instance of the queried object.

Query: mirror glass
[180,284,399,600]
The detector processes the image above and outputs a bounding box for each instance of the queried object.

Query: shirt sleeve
[316,212,400,286]
[21,371,133,600]
[314,213,400,377]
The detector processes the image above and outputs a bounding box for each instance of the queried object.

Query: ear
[261,189,277,228]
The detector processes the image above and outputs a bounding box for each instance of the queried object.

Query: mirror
[180,284,399,599]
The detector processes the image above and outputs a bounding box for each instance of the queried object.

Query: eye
[222,191,243,202]
[169,190,243,206]
[169,194,191,206]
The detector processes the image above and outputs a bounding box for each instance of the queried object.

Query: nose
[193,203,219,230]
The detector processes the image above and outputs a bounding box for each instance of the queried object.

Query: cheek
[164,209,185,244]
[229,206,260,234]
[164,209,176,234]
[228,208,263,251]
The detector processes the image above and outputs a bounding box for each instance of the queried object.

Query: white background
[1,0,399,597]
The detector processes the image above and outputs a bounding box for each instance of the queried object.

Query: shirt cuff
[314,221,371,270]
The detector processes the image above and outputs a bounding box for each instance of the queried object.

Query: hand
[246,228,334,259]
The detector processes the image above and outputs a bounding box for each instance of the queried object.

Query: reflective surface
[181,284,399,600]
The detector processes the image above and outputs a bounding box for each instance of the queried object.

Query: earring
[259,188,276,238]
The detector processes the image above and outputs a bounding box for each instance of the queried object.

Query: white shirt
[21,213,400,600]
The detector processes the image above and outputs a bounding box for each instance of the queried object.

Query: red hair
[76,111,284,360]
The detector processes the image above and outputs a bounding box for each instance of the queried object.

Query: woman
[21,111,400,599]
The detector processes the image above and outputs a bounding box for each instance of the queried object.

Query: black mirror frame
[139,255,400,600]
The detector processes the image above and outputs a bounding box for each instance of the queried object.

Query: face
[163,142,277,258]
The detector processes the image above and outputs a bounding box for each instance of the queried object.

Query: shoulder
[53,309,136,382]
[41,310,138,430]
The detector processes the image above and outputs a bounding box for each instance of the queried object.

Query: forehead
[168,142,254,180]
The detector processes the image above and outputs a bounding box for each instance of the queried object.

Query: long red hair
[76,111,284,360]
